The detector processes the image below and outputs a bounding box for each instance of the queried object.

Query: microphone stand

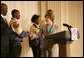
[63,24,73,41]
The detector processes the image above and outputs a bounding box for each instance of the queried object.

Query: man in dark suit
[1,3,10,57]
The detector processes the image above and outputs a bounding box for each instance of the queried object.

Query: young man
[9,9,30,57]
[30,14,43,57]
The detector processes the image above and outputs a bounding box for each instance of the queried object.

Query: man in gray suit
[1,3,10,57]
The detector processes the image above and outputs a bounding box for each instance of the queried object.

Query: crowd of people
[1,3,60,57]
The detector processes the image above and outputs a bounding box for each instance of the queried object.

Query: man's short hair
[11,9,19,17]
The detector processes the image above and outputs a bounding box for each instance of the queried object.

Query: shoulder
[53,24,59,31]
[9,19,16,25]
[1,17,3,22]
[30,24,36,30]
[30,24,34,28]
[53,24,60,32]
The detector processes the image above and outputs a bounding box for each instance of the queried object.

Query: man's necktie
[3,18,9,27]
[3,18,7,23]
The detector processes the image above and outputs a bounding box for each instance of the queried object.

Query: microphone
[63,23,73,28]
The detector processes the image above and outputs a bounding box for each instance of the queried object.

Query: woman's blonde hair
[46,9,53,15]
[45,13,55,22]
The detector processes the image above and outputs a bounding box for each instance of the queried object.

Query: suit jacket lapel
[1,16,4,23]
[1,16,8,28]
[45,24,48,34]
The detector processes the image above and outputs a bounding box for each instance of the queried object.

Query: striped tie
[3,18,9,27]
[3,18,7,23]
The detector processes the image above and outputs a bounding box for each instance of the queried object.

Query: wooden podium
[45,31,80,57]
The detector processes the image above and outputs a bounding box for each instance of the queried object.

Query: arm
[9,20,19,29]
[30,25,39,40]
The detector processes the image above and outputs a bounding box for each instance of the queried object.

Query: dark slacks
[10,42,22,57]
[32,45,41,57]
[30,39,42,57]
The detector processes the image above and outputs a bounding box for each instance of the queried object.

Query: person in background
[1,3,11,57]
[9,9,31,57]
[30,14,43,57]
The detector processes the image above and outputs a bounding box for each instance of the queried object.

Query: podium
[45,31,80,57]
